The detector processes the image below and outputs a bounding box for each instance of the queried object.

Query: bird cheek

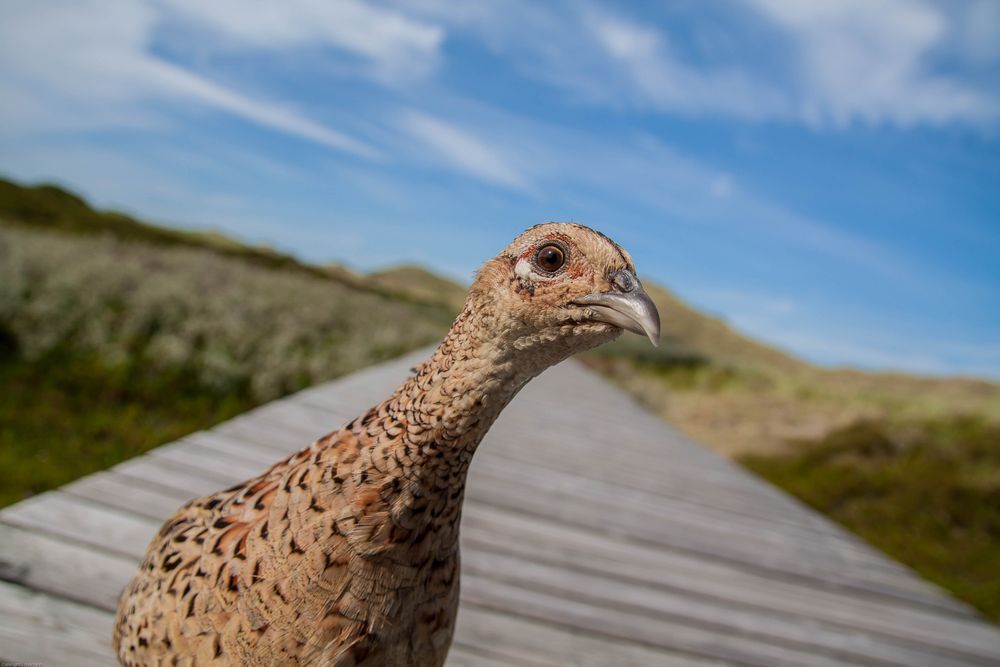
[563,261,586,279]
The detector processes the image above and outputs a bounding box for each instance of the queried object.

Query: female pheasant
[113,223,660,666]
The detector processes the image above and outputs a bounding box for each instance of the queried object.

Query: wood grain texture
[2,350,999,666]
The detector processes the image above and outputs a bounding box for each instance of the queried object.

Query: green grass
[0,347,255,507]
[742,417,1000,623]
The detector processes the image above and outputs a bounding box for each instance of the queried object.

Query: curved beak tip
[573,280,662,347]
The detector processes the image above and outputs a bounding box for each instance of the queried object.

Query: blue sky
[1,1,998,377]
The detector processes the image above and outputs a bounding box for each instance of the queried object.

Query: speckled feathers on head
[505,222,634,271]
[466,222,647,359]
[477,222,635,287]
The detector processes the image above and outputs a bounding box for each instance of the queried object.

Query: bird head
[468,223,660,363]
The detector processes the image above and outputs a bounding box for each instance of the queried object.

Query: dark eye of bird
[535,244,566,273]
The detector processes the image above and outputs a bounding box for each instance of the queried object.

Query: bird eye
[534,243,566,273]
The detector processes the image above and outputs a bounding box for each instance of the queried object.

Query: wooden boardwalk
[2,349,999,666]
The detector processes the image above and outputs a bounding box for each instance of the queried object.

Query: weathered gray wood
[216,409,323,448]
[61,471,190,521]
[461,546,982,667]
[0,492,157,560]
[143,440,264,484]
[453,605,726,667]
[52,466,1000,663]
[25,467,1000,664]
[182,430,297,463]
[464,457,939,602]
[9,489,987,667]
[462,572,855,667]
[112,456,228,498]
[0,349,996,666]
[0,500,909,667]
[0,581,115,666]
[0,523,134,611]
[445,645,534,667]
[470,447,889,562]
[459,503,1000,663]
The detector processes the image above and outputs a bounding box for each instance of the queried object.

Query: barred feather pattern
[113,223,633,666]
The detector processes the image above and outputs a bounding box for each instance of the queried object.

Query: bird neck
[338,299,552,561]
[392,302,540,466]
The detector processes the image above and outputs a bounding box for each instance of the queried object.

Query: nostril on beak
[611,270,635,293]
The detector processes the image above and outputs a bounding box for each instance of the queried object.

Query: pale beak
[573,270,661,346]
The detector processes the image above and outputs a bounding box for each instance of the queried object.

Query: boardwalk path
[2,349,999,666]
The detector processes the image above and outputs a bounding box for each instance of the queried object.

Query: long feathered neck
[332,294,546,561]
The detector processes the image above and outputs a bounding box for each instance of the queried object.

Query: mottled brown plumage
[113,223,660,666]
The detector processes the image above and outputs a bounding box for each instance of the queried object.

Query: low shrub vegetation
[0,222,451,505]
[743,416,1000,623]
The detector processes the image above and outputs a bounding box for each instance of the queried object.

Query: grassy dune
[0,180,453,506]
[744,416,1000,622]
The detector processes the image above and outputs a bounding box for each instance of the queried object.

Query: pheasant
[113,222,660,666]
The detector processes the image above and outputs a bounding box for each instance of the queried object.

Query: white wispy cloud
[145,61,379,158]
[746,0,1000,126]
[584,0,1000,127]
[401,0,1000,128]
[400,110,531,191]
[163,0,444,84]
[585,10,791,120]
[0,0,378,157]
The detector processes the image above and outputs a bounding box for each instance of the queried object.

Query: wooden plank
[62,470,191,521]
[50,467,1000,663]
[182,430,297,463]
[460,503,1000,663]
[235,396,865,568]
[214,413,320,451]
[210,397,920,599]
[461,545,982,667]
[0,496,921,666]
[247,399,351,437]
[0,581,115,667]
[112,456,229,499]
[0,523,134,612]
[463,462,949,611]
[219,362,944,596]
[461,572,853,667]
[5,491,986,667]
[452,605,724,667]
[267,395,806,517]
[470,448,890,565]
[446,645,535,667]
[292,347,430,410]
[0,491,158,561]
[226,358,851,545]
[489,407,844,523]
[144,441,265,484]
